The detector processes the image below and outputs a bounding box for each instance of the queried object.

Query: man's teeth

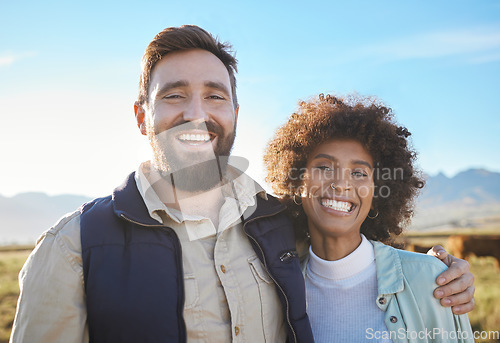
[321,199,353,212]
[178,133,211,143]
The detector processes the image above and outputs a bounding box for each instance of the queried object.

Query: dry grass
[0,250,30,343]
[468,256,500,342]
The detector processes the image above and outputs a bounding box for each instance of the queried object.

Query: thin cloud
[0,56,15,67]
[391,30,497,59]
[374,28,500,62]
[468,52,500,64]
[330,27,500,65]
[0,52,37,67]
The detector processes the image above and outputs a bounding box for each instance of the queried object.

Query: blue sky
[1,0,499,197]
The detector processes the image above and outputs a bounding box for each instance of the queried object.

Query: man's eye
[208,95,225,100]
[164,94,183,99]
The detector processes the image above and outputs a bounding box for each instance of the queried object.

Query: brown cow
[447,235,500,270]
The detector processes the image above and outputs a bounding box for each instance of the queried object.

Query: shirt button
[378,297,386,305]
[220,265,226,273]
[234,326,240,336]
[390,316,398,323]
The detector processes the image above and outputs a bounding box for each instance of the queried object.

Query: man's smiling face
[136,48,239,192]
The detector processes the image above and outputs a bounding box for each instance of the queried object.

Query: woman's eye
[352,171,368,177]
[315,166,333,171]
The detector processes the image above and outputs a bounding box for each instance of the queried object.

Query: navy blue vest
[80,173,313,342]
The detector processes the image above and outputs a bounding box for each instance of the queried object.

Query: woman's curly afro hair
[264,93,424,243]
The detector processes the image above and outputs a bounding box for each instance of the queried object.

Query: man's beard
[148,120,236,192]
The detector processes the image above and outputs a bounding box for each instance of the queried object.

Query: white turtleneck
[305,235,391,343]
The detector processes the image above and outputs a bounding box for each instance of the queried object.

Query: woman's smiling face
[301,139,375,245]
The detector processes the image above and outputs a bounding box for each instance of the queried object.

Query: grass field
[0,250,30,343]
[0,248,499,342]
[467,256,500,342]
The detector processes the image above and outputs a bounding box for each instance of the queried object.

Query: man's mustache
[159,120,224,137]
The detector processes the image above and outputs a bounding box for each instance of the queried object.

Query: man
[11,25,474,343]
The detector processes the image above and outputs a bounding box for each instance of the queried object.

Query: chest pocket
[248,256,286,343]
[182,272,210,341]
[183,273,200,310]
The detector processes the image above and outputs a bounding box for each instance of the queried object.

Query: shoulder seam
[44,210,84,282]
[54,228,84,282]
[45,210,81,237]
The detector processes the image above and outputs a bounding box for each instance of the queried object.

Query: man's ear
[134,101,147,136]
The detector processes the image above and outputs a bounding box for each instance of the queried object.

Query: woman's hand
[427,245,475,315]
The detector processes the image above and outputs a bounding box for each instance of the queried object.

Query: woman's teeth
[321,199,353,212]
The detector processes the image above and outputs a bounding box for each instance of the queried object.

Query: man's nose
[183,97,209,121]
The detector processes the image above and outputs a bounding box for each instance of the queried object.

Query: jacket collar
[112,172,163,226]
[241,193,286,223]
[136,161,268,224]
[113,171,285,228]
[371,240,405,295]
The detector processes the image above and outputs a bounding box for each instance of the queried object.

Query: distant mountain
[1,168,500,244]
[412,169,500,230]
[418,169,500,208]
[0,192,92,245]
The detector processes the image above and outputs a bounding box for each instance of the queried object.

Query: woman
[264,94,473,342]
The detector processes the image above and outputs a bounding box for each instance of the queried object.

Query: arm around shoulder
[399,251,474,343]
[10,211,88,343]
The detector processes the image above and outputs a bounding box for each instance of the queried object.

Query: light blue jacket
[369,240,474,343]
[302,240,474,342]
